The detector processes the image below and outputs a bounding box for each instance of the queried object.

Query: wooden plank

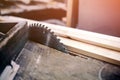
[1,16,120,51]
[58,37,120,66]
[66,0,79,27]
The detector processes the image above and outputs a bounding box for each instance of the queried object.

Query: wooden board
[1,16,120,52]
[58,37,120,66]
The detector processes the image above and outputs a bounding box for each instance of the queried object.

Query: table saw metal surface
[13,40,120,80]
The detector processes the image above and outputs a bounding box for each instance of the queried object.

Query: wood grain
[58,37,120,66]
[1,16,120,51]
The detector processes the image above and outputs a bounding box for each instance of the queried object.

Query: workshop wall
[78,0,120,37]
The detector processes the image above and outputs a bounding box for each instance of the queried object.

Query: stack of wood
[0,16,120,66]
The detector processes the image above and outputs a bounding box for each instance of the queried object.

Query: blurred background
[0,0,120,37]
[0,0,67,25]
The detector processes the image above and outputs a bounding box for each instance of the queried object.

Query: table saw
[0,18,120,80]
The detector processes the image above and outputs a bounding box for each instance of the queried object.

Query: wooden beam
[66,0,79,27]
[49,26,120,52]
[1,16,120,52]
[58,37,120,66]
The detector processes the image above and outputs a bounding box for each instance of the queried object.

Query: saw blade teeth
[33,23,35,26]
[30,24,33,27]
[37,23,39,26]
[29,23,68,53]
[32,23,35,27]
[35,23,38,27]
[39,24,43,27]
[39,24,42,27]
[54,35,57,37]
[61,43,65,47]
[41,25,45,28]
[51,32,54,34]
[57,39,60,42]
[45,27,48,29]
[48,29,51,32]
[34,23,37,26]
[33,23,36,27]
[42,25,45,28]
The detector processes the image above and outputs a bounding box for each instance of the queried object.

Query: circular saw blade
[29,23,68,53]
